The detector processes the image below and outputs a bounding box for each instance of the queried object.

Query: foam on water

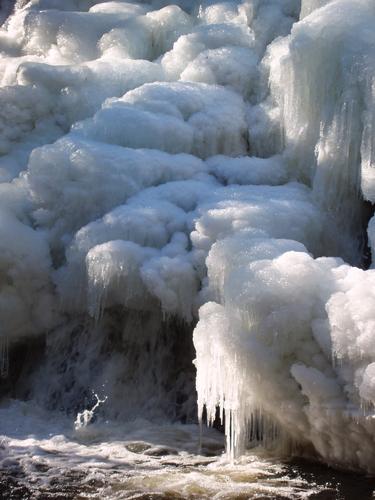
[0,400,355,498]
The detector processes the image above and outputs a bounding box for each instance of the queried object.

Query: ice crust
[1,0,375,473]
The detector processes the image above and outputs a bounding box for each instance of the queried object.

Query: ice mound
[161,22,255,81]
[0,85,54,155]
[58,192,200,319]
[0,83,62,179]
[73,81,249,158]
[21,5,191,62]
[206,154,288,186]
[0,209,56,340]
[191,182,322,255]
[55,179,210,317]
[27,136,208,250]
[180,46,260,99]
[17,58,164,123]
[195,239,375,469]
[0,2,192,176]
[54,178,321,325]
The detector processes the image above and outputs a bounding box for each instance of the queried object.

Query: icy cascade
[0,0,299,340]
[0,0,300,419]
[194,0,375,472]
[0,0,375,474]
[269,0,375,260]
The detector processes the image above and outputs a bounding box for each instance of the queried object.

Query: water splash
[74,393,107,431]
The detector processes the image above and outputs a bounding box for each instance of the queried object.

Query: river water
[1,401,374,499]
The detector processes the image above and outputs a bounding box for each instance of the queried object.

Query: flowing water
[1,400,375,499]
[1,0,375,497]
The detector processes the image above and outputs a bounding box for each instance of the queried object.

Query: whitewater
[0,0,375,497]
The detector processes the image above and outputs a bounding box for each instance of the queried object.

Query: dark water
[1,455,374,499]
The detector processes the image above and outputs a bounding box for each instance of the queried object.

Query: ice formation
[1,0,375,476]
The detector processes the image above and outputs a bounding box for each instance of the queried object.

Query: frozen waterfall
[0,0,375,480]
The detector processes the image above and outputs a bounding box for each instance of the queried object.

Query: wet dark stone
[144,446,178,457]
[125,442,152,454]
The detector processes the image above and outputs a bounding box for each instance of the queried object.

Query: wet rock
[125,442,152,454]
[143,446,178,457]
